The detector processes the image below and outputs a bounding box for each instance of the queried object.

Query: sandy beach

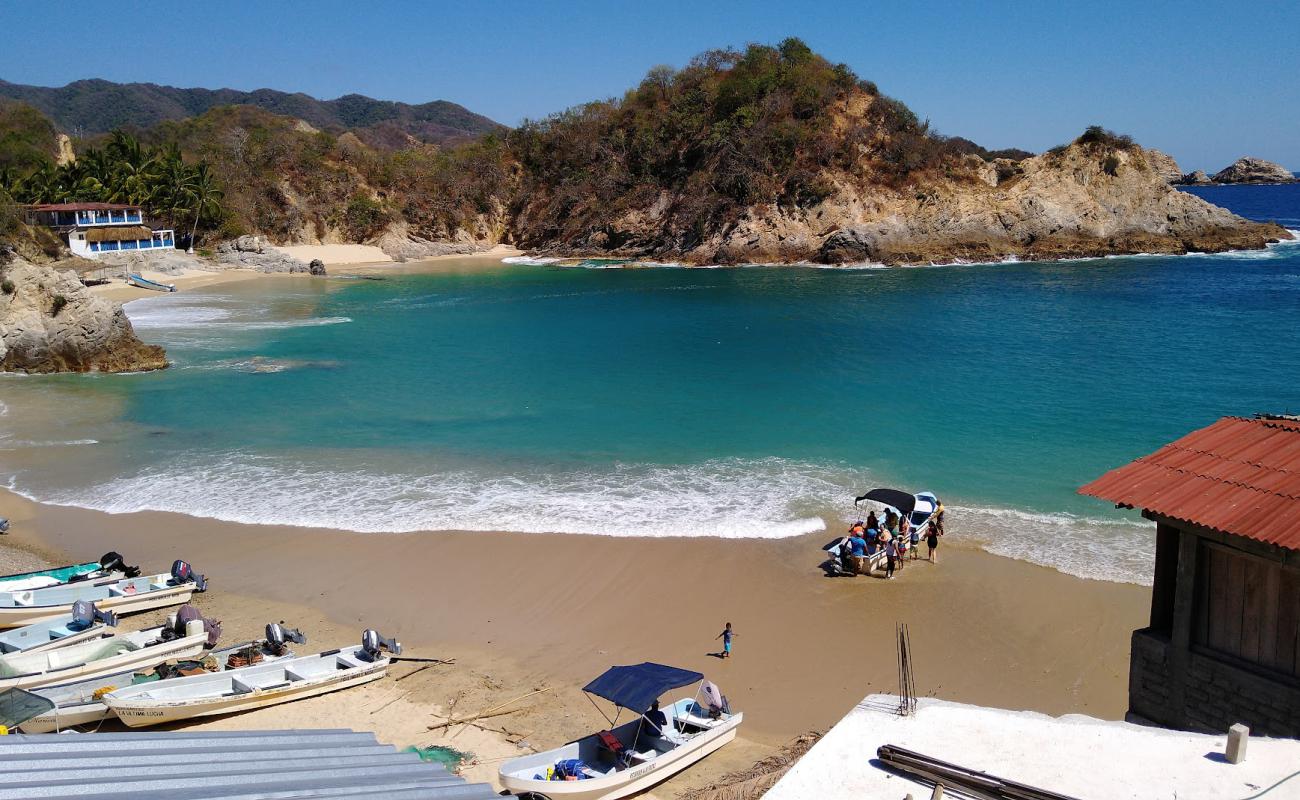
[0,487,1148,794]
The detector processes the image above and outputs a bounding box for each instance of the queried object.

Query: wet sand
[0,488,1149,752]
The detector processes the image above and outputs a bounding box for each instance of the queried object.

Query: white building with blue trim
[26,203,175,259]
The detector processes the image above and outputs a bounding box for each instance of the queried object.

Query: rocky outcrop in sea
[0,259,167,373]
[1210,157,1297,185]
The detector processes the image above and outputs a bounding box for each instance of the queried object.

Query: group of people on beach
[841,504,944,579]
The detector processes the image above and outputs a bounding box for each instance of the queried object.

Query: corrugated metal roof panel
[1079,416,1300,549]
[0,728,499,800]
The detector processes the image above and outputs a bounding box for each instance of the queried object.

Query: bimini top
[583,663,704,714]
[855,488,918,515]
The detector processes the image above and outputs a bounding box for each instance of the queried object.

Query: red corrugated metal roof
[29,202,138,212]
[1079,417,1300,550]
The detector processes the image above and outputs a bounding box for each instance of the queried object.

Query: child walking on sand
[716,622,737,658]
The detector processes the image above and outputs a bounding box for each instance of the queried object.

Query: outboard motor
[170,560,208,592]
[69,600,118,631]
[360,629,402,661]
[162,604,221,647]
[99,551,141,578]
[265,622,306,656]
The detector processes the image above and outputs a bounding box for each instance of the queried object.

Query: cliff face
[0,260,167,373]
[517,135,1288,266]
[816,144,1288,265]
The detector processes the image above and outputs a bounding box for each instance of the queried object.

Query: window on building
[103,241,118,251]
[1194,541,1300,679]
[90,242,100,252]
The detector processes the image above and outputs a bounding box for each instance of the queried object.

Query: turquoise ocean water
[3,186,1298,584]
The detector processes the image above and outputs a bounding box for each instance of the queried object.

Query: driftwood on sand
[426,686,553,732]
[680,731,822,800]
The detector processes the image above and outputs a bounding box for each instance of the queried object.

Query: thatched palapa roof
[85,226,155,243]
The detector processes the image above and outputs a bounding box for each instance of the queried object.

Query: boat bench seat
[230,678,257,694]
[283,668,309,682]
[9,592,35,607]
[335,654,366,669]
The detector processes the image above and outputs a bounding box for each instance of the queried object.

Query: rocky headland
[0,258,167,373]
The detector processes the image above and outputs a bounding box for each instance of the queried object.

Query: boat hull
[17,702,112,733]
[0,630,207,691]
[18,639,291,733]
[0,624,109,657]
[0,583,195,629]
[108,659,388,727]
[500,712,742,800]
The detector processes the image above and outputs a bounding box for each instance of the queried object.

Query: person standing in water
[927,520,942,563]
[716,622,737,658]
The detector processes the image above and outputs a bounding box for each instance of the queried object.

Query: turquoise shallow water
[3,188,1298,585]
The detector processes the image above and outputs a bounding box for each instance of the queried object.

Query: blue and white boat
[0,552,138,593]
[0,601,118,656]
[126,273,176,292]
[499,663,741,800]
[0,561,206,629]
[823,488,942,576]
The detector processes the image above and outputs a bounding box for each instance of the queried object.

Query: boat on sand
[18,622,304,732]
[823,488,940,577]
[499,662,741,800]
[0,613,209,691]
[0,560,206,629]
[0,601,118,656]
[126,273,176,292]
[106,628,399,728]
[0,552,139,593]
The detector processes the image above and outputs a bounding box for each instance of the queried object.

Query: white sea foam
[501,256,562,265]
[14,453,1153,584]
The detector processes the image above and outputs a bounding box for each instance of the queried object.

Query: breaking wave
[11,453,1153,584]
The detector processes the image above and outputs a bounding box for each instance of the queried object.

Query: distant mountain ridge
[0,78,505,148]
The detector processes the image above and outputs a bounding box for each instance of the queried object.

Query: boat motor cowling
[265,622,306,655]
[164,604,222,647]
[170,560,208,592]
[361,629,402,660]
[99,551,141,578]
[70,600,118,631]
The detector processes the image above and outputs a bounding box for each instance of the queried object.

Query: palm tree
[186,163,223,253]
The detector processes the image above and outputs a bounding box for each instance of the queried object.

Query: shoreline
[0,487,1149,742]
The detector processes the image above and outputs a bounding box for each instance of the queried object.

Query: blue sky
[1,0,1296,171]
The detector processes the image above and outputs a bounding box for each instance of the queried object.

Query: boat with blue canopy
[499,662,741,800]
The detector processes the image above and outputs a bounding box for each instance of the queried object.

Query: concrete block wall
[1130,628,1300,738]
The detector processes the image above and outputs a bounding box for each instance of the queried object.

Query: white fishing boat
[0,601,118,656]
[0,614,209,691]
[823,488,941,577]
[18,622,304,732]
[0,552,139,593]
[0,560,206,629]
[499,663,741,800]
[106,629,400,728]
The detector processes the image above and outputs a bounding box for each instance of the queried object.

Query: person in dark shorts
[927,521,942,563]
[884,539,898,579]
[716,622,737,658]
